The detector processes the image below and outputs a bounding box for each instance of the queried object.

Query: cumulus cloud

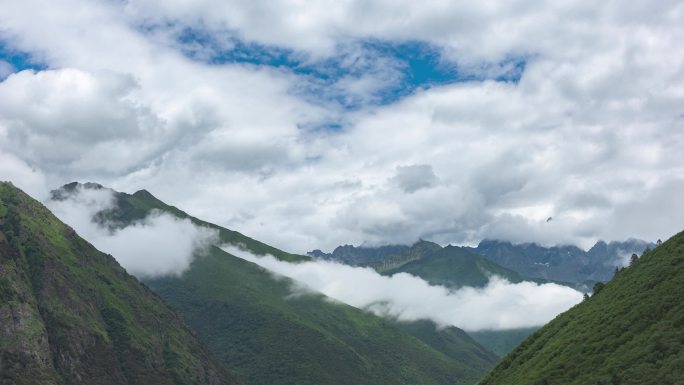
[391,164,438,193]
[46,185,218,278]
[0,69,166,176]
[0,0,683,253]
[0,60,14,80]
[0,151,48,199]
[224,245,583,331]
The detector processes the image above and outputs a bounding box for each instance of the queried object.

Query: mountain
[0,182,237,385]
[308,244,411,265]
[372,242,541,357]
[322,241,587,356]
[354,240,587,292]
[51,182,307,263]
[470,239,654,283]
[51,183,499,385]
[366,239,443,272]
[381,243,525,289]
[478,230,684,385]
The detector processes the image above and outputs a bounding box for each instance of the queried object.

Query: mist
[46,185,218,278]
[223,245,584,331]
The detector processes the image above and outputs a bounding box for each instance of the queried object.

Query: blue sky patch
[0,41,46,76]
[174,27,527,111]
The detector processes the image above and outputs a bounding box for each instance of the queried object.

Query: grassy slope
[148,246,497,385]
[382,245,526,289]
[0,182,237,385]
[478,230,684,385]
[85,184,499,385]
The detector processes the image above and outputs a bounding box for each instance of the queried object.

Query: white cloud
[46,185,218,278]
[0,60,14,80]
[0,69,166,176]
[391,164,438,193]
[0,150,48,199]
[223,245,584,331]
[0,0,683,253]
[94,212,218,278]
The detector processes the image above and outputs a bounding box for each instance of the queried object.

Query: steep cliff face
[0,182,238,385]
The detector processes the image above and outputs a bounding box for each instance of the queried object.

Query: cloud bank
[1,0,683,253]
[224,245,583,331]
[46,185,217,278]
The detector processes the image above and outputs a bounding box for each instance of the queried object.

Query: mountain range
[469,239,655,282]
[312,237,654,284]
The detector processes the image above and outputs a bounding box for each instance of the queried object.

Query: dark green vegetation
[0,182,237,385]
[56,183,499,385]
[479,230,684,385]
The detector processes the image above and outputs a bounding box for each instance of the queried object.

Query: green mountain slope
[0,182,237,385]
[381,244,525,289]
[367,239,443,272]
[54,183,499,385]
[478,230,684,385]
[148,246,497,385]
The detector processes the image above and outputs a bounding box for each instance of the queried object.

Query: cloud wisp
[46,185,217,278]
[223,245,583,331]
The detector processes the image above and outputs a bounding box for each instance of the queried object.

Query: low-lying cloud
[46,185,217,278]
[223,245,583,331]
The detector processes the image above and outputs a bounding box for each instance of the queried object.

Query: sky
[1,0,684,253]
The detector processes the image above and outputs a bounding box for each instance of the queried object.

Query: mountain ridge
[0,181,238,385]
[312,237,654,284]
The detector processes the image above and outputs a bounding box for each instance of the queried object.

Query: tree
[583,293,590,301]
[593,282,605,295]
[656,239,662,247]
[630,253,639,266]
